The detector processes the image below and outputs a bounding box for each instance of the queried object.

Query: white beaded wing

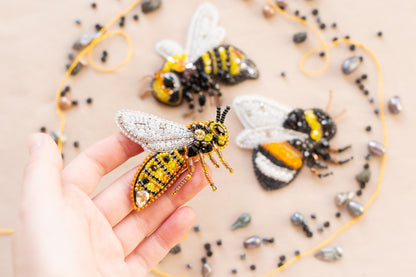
[185,2,226,63]
[155,40,184,60]
[233,95,293,129]
[236,126,308,149]
[116,110,194,153]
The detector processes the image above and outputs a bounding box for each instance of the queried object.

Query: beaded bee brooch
[141,3,258,115]
[233,95,353,191]
[116,106,233,210]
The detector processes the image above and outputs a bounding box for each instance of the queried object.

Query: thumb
[21,133,63,206]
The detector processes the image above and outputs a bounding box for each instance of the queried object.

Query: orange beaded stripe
[261,142,303,170]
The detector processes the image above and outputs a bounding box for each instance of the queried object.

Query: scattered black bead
[278,262,284,268]
[250,265,256,271]
[216,240,222,246]
[72,100,78,106]
[193,225,200,232]
[207,250,213,257]
[323,221,330,228]
[312,9,318,16]
[204,243,211,251]
[73,141,79,148]
[364,90,369,96]
[359,56,364,62]
[350,44,356,51]
[86,97,93,104]
[319,52,325,57]
[356,78,361,84]
[365,154,371,160]
[231,268,237,274]
[281,71,286,78]
[91,2,97,9]
[294,250,301,256]
[95,24,102,31]
[332,37,338,42]
[311,213,317,219]
[359,84,364,90]
[360,183,366,189]
[316,17,321,23]
[361,74,368,80]
[279,255,286,261]
[263,237,275,244]
[364,163,370,169]
[301,16,307,21]
[369,97,374,103]
[306,231,313,238]
[294,10,300,16]
[356,190,362,196]
[332,22,337,28]
[186,263,192,269]
[240,253,246,260]
[319,23,326,30]
[119,16,125,27]
[133,14,139,21]
[365,125,372,132]
[201,257,207,263]
[60,91,67,97]
[377,31,383,37]
[335,212,341,218]
[101,56,106,63]
[68,52,74,60]
[374,108,380,115]
[75,19,82,25]
[103,50,108,57]
[40,126,47,133]
[345,35,351,40]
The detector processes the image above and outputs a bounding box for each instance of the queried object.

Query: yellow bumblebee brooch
[234,95,352,191]
[116,106,233,210]
[142,3,258,115]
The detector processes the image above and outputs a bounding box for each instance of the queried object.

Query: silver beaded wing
[155,2,226,64]
[233,95,308,149]
[116,110,194,153]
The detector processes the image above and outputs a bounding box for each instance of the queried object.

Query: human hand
[13,133,208,277]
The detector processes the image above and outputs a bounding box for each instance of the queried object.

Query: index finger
[61,132,143,195]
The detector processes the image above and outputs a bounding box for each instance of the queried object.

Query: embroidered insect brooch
[233,95,353,191]
[141,3,258,115]
[116,106,233,211]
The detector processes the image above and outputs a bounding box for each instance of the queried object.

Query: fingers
[61,133,143,195]
[126,206,195,275]
[92,166,137,227]
[113,163,209,256]
[22,133,63,207]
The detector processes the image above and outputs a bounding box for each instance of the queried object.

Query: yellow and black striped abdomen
[195,44,259,85]
[131,149,186,210]
[252,142,304,191]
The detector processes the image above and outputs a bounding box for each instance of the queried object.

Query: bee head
[209,106,231,147]
[152,70,183,106]
[314,109,337,140]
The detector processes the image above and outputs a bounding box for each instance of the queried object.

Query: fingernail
[29,133,43,154]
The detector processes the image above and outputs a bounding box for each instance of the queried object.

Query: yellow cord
[0,230,14,235]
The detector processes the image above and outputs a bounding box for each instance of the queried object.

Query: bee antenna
[220,106,231,123]
[216,106,221,122]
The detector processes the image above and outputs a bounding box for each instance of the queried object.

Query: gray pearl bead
[202,263,212,277]
[347,201,364,217]
[231,213,251,230]
[141,0,162,13]
[72,32,100,50]
[243,236,261,249]
[293,32,307,44]
[388,96,402,114]
[291,212,304,226]
[334,192,355,207]
[368,140,386,156]
[315,246,343,262]
[356,168,371,184]
[342,56,362,75]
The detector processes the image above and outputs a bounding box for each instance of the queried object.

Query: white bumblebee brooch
[233,95,353,191]
[116,106,233,211]
[141,3,259,115]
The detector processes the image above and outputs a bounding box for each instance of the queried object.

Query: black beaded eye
[214,124,225,135]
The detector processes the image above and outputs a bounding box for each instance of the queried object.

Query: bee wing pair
[116,110,194,153]
[155,2,226,64]
[233,95,308,148]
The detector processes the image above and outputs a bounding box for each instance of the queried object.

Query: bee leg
[140,89,153,100]
[330,145,352,153]
[198,152,217,192]
[213,144,233,173]
[208,152,220,168]
[330,156,353,165]
[314,160,328,169]
[309,167,333,178]
[172,158,194,195]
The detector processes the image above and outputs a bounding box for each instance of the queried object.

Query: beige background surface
[1,0,416,276]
